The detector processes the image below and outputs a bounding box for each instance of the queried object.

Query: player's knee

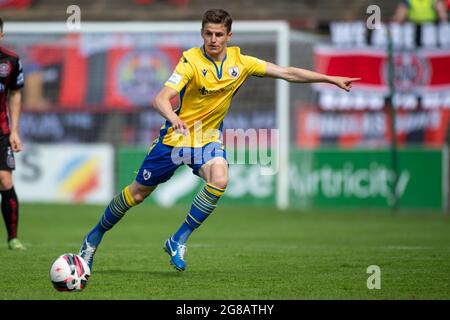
[0,182,13,190]
[128,182,156,205]
[132,187,156,204]
[132,191,148,204]
[210,176,228,190]
[0,176,13,190]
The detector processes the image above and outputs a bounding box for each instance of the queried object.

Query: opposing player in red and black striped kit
[0,18,25,250]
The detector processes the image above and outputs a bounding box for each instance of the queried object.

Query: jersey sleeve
[241,54,267,78]
[10,57,25,90]
[164,55,194,92]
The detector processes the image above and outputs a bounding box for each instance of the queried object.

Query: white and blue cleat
[79,237,97,271]
[164,237,187,271]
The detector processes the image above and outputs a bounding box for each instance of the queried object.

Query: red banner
[301,25,450,148]
[59,34,88,108]
[314,46,450,94]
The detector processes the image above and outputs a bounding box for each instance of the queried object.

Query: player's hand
[330,76,361,92]
[9,131,22,152]
[171,117,189,136]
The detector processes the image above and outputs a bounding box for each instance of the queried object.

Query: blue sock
[173,183,225,244]
[86,186,136,246]
[86,223,106,246]
[173,222,194,244]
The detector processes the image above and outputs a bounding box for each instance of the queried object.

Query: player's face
[201,23,232,60]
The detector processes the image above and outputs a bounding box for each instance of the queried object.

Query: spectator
[393,0,448,23]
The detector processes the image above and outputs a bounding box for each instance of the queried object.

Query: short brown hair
[202,9,232,33]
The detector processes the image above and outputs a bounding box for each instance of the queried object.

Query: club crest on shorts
[228,66,239,78]
[6,147,15,169]
[143,169,152,181]
[0,63,11,77]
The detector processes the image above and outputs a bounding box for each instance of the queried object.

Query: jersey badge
[228,66,239,78]
[0,63,11,77]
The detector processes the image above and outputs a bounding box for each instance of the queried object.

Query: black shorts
[0,135,15,171]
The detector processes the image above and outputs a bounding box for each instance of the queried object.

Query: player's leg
[0,135,25,250]
[172,157,227,244]
[165,144,227,271]
[0,170,25,250]
[79,182,156,269]
[79,138,178,269]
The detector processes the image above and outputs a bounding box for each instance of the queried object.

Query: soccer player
[0,17,26,250]
[79,9,360,271]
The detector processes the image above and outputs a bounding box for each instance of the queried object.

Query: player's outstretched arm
[265,62,361,92]
[153,86,188,135]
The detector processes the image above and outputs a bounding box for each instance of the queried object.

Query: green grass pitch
[1,203,450,299]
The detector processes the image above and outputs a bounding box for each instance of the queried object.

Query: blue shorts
[135,139,227,186]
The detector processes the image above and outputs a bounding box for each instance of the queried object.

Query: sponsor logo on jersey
[198,84,235,96]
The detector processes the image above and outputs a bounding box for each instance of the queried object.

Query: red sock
[1,187,19,241]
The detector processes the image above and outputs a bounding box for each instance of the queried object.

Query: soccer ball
[49,253,90,292]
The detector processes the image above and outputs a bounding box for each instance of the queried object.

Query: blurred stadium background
[1,0,450,299]
[1,0,448,210]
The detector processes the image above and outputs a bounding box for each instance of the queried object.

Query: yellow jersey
[161,46,267,147]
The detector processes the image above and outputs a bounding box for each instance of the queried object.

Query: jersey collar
[202,46,227,80]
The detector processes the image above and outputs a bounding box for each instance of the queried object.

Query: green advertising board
[289,148,445,209]
[117,147,446,209]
